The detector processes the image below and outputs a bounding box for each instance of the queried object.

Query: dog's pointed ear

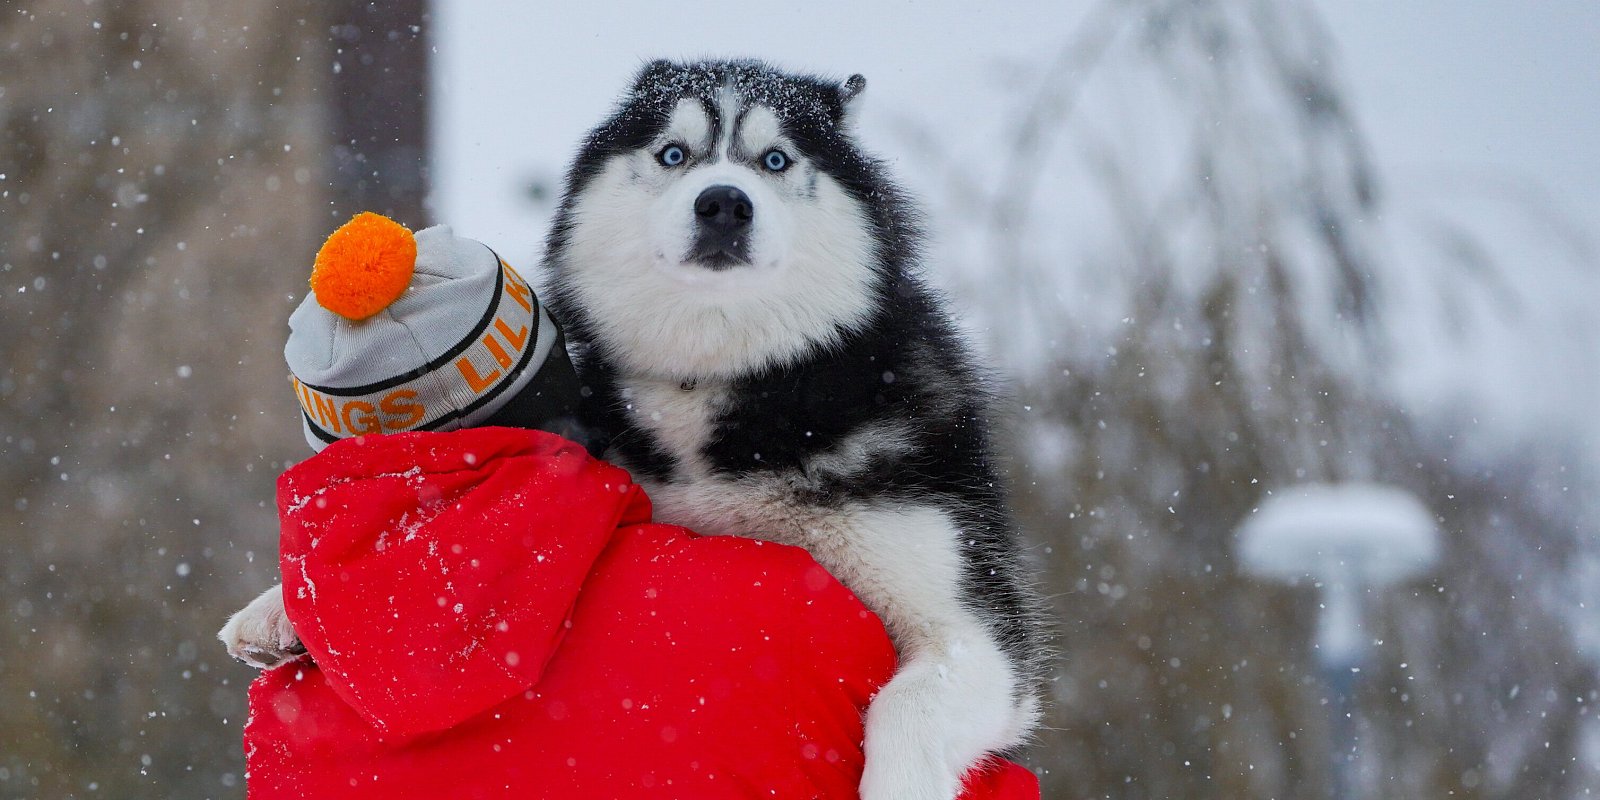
[836,74,867,130]
[631,58,677,93]
[840,74,867,103]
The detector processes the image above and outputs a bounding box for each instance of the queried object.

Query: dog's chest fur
[612,374,851,544]
[609,372,975,652]
[573,302,1041,669]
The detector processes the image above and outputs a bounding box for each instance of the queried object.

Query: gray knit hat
[285,213,580,452]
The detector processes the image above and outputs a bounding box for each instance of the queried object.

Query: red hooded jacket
[244,427,1038,799]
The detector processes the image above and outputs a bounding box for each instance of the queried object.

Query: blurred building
[1,1,425,796]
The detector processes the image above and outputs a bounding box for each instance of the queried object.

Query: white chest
[612,375,800,541]
[615,377,722,477]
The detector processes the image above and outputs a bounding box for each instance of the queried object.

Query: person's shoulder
[604,525,842,592]
[606,524,897,673]
[602,524,818,581]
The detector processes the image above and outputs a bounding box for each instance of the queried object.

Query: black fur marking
[727,102,757,162]
[696,95,722,163]
[543,59,1047,685]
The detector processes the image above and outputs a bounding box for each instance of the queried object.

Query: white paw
[859,669,966,800]
[217,584,304,670]
[859,643,1026,800]
[860,746,961,800]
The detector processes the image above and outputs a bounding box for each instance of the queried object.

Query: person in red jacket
[227,214,1040,798]
[246,427,1037,799]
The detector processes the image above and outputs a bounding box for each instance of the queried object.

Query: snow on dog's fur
[548,59,1047,800]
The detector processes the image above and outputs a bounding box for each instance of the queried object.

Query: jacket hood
[276,427,650,740]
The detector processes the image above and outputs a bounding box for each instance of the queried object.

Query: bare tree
[906,1,1599,797]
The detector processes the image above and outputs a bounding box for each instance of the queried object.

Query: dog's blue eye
[763,150,789,172]
[658,145,686,167]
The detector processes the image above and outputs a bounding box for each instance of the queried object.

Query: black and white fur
[546,59,1046,800]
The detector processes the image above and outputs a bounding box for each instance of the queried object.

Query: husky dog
[546,59,1046,799]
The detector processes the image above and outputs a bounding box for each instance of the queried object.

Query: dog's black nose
[694,185,753,234]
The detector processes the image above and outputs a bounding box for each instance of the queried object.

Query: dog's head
[546,59,912,381]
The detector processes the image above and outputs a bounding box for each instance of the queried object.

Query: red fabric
[245,427,1038,799]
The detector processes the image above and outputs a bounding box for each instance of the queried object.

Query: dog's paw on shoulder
[217,585,305,670]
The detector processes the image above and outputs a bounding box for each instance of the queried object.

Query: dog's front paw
[859,682,964,800]
[860,738,961,800]
[860,753,959,800]
[217,584,304,669]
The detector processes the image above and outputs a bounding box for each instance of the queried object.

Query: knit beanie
[285,213,581,452]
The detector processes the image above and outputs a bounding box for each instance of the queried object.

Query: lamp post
[1237,483,1439,800]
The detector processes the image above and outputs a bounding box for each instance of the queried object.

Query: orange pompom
[310,212,417,321]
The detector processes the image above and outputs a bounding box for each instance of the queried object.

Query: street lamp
[1237,483,1440,799]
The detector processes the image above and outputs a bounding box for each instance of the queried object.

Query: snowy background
[432,0,1600,460]
[2,1,1597,798]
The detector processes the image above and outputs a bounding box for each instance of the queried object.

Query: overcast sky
[432,0,1600,257]
[430,0,1600,453]
[1316,0,1600,213]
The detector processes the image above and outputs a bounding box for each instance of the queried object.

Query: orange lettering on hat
[341,400,383,435]
[502,264,534,313]
[292,378,313,417]
[457,357,500,394]
[311,392,341,433]
[494,318,529,352]
[483,333,514,370]
[295,379,320,420]
[380,390,426,430]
